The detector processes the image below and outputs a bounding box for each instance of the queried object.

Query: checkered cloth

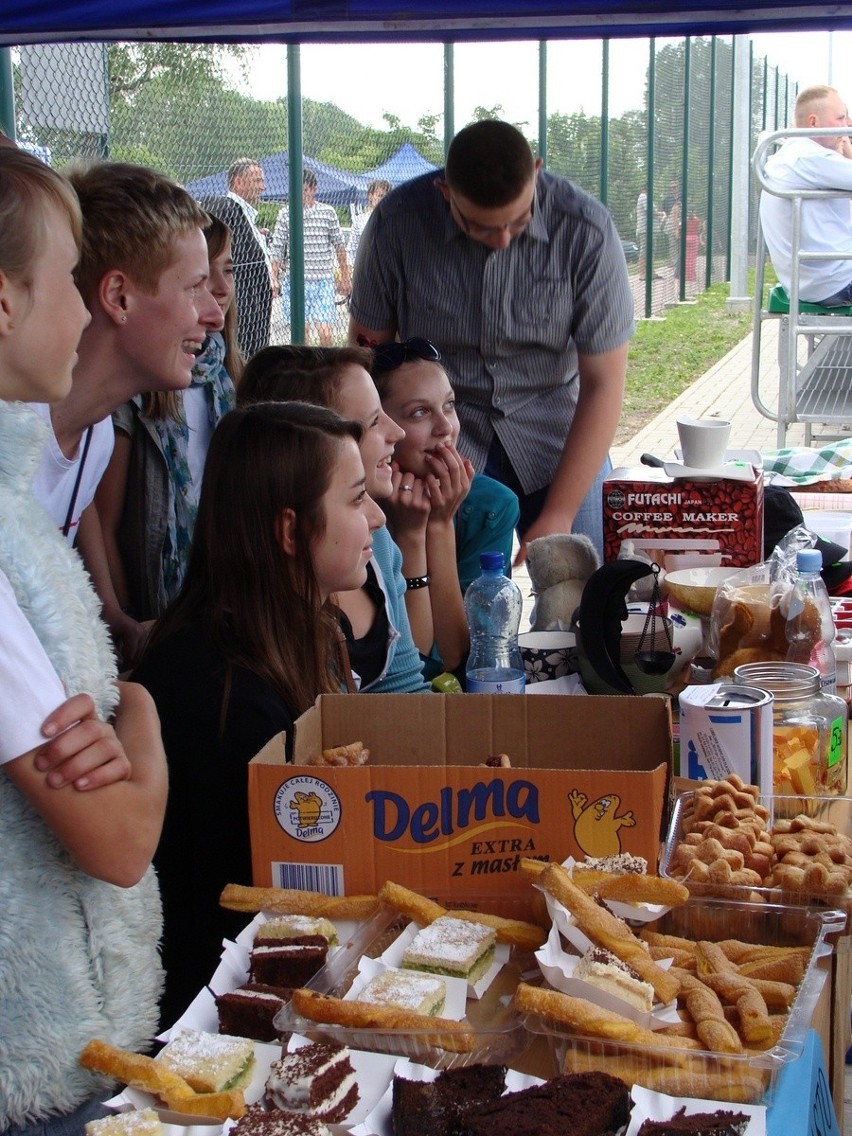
[762,439,852,486]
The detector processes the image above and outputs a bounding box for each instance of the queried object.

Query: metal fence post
[678,36,690,302]
[726,38,735,281]
[727,35,751,310]
[538,41,548,168]
[644,38,656,319]
[600,39,609,207]
[705,37,717,290]
[444,44,454,159]
[777,64,786,128]
[287,43,305,346]
[0,47,14,139]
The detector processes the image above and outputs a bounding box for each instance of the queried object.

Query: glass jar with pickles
[732,662,847,796]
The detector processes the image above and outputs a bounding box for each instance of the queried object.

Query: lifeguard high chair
[751,127,852,448]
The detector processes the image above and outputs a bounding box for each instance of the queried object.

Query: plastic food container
[519,897,841,1106]
[802,510,852,557]
[731,662,847,797]
[273,903,532,1067]
[660,791,852,914]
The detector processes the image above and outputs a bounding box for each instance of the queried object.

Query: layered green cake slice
[401,916,496,983]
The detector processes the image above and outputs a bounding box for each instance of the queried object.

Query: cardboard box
[248,694,672,917]
[602,465,764,571]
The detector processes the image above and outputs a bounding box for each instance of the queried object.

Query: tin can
[678,682,774,793]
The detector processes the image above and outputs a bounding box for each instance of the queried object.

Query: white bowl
[663,566,738,616]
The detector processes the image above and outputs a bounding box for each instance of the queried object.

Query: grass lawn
[616,281,754,444]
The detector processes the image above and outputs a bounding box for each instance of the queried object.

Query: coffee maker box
[602,466,764,571]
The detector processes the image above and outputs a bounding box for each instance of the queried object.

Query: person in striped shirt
[271,169,352,346]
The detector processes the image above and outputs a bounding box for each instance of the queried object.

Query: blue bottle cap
[796,548,823,574]
[480,551,505,571]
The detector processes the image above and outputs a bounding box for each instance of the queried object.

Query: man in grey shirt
[349,120,633,562]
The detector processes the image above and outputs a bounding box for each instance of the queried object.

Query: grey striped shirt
[271,201,344,281]
[351,169,634,494]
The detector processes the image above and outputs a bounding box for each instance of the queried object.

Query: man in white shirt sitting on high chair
[760,84,852,306]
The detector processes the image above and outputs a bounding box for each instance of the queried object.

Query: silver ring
[400,485,413,492]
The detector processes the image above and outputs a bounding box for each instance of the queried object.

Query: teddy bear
[526,533,601,632]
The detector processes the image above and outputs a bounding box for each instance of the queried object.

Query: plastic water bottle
[464,551,526,694]
[787,548,837,694]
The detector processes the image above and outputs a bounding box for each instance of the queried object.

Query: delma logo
[606,488,626,509]
[274,774,341,842]
[366,779,540,844]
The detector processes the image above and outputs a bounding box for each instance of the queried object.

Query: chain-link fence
[10,36,795,351]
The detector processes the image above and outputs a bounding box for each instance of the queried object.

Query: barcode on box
[272,861,344,894]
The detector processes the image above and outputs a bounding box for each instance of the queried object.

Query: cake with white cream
[264,1041,358,1123]
[358,969,446,1015]
[401,916,496,983]
[574,946,655,1012]
[157,1029,255,1093]
[255,916,338,947]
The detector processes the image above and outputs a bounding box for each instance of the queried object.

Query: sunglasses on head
[371,337,442,376]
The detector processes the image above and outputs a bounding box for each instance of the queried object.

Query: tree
[605,110,648,236]
[542,107,646,237]
[316,113,442,172]
[653,37,734,226]
[107,42,250,100]
[471,104,504,121]
[110,76,287,183]
[547,110,602,199]
[107,45,434,186]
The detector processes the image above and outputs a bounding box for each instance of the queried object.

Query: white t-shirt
[28,404,114,544]
[759,135,852,302]
[0,567,67,765]
[348,208,371,264]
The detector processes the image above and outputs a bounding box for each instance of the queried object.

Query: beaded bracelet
[405,574,432,590]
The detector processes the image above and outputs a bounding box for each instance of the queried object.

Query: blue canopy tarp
[186,152,368,206]
[363,143,437,186]
[2,0,852,45]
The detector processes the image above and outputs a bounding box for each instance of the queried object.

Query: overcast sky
[243,30,852,131]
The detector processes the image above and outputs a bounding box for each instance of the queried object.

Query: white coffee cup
[676,415,731,469]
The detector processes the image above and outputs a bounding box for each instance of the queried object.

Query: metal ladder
[751,127,852,448]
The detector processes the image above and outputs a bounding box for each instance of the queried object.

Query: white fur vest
[0,402,163,1129]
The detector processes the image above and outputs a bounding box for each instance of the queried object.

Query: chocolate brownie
[249,936,327,988]
[216,982,290,1042]
[454,1071,630,1136]
[392,1064,507,1136]
[636,1107,749,1136]
[230,1105,329,1136]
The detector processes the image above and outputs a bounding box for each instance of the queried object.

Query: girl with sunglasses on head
[238,345,431,695]
[371,338,520,682]
[0,147,167,1136]
[131,400,384,1025]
